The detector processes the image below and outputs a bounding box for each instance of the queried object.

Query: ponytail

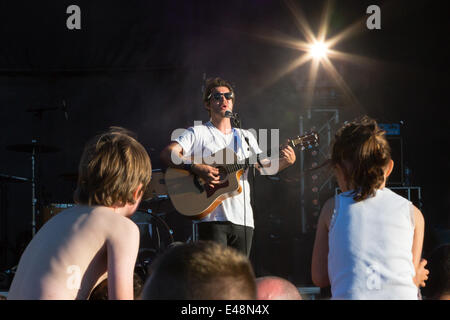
[331,116,391,201]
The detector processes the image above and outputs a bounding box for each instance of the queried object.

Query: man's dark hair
[202,77,235,116]
[141,241,257,300]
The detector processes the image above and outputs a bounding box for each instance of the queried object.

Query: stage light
[309,41,328,60]
[256,1,364,108]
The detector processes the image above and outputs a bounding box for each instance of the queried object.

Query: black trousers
[197,221,254,257]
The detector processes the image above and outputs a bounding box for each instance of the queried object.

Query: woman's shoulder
[319,196,336,230]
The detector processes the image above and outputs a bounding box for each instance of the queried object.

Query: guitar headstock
[288,131,319,150]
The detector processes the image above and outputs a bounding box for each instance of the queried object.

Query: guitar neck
[222,162,251,174]
[218,132,318,174]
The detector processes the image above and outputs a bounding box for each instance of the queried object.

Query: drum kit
[3,142,63,237]
[1,164,175,290]
[0,140,65,287]
[0,104,179,289]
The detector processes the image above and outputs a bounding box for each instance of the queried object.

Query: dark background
[1,0,449,286]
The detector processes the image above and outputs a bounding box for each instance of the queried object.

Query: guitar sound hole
[216,166,228,181]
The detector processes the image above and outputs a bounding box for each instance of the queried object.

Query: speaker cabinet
[386,136,404,185]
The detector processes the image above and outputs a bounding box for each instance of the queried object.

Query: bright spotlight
[310,41,328,59]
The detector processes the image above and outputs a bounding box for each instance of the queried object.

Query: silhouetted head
[141,241,256,300]
[256,276,302,300]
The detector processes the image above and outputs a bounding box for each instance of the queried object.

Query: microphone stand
[230,114,255,258]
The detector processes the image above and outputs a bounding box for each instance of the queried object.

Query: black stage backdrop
[0,0,449,286]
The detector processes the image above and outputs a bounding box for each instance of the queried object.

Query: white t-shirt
[173,121,262,228]
[328,188,419,299]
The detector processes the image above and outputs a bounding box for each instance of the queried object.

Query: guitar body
[165,131,319,219]
[165,148,244,219]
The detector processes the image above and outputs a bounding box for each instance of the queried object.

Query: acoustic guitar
[165,132,319,219]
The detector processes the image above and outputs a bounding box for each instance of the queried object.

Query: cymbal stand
[27,101,68,237]
[28,106,54,238]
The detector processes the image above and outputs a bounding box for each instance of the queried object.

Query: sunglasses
[209,92,234,101]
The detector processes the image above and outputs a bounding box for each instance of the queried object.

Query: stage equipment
[379,122,406,186]
[335,186,422,209]
[309,41,328,60]
[131,208,175,281]
[9,101,68,238]
[6,141,60,237]
[0,174,29,271]
[40,203,75,229]
[299,108,340,234]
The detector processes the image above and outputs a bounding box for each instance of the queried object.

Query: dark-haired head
[331,116,393,202]
[202,77,235,116]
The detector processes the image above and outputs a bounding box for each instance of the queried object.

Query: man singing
[161,77,296,256]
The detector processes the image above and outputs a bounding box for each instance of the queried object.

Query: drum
[145,169,168,199]
[41,203,74,226]
[131,210,174,281]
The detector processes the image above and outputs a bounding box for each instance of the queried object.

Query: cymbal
[6,143,61,153]
[0,173,29,183]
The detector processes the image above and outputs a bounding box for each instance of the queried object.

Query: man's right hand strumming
[191,164,221,187]
[160,142,221,188]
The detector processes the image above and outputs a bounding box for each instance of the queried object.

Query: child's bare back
[8,205,139,299]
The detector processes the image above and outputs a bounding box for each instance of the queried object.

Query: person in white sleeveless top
[311,116,429,299]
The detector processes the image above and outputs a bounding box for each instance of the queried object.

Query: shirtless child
[8,127,152,300]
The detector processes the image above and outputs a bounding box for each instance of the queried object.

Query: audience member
[8,127,152,300]
[311,116,428,299]
[141,241,257,299]
[256,276,302,300]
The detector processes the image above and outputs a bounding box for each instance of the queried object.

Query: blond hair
[74,127,152,206]
[141,241,256,299]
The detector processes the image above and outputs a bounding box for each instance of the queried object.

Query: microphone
[225,110,241,127]
[225,110,239,119]
[61,100,69,120]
